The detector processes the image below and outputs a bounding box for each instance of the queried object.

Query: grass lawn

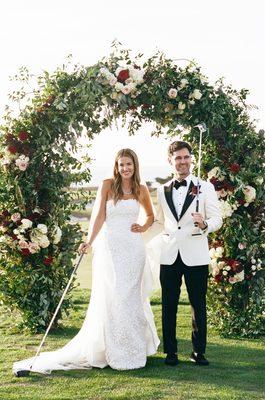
[0,287,264,399]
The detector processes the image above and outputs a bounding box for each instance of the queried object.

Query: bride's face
[117,156,135,180]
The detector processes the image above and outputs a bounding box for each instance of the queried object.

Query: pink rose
[28,242,40,254]
[11,213,21,222]
[18,240,29,249]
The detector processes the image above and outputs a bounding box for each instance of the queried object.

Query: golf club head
[14,369,31,377]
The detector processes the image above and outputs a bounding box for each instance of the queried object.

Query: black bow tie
[173,179,187,190]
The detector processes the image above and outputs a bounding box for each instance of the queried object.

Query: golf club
[14,252,84,377]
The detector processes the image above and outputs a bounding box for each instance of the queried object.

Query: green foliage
[0,46,264,335]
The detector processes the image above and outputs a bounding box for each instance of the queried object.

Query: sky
[1,0,264,183]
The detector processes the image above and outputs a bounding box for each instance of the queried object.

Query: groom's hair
[168,141,192,156]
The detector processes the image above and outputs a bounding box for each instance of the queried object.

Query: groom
[156,141,222,366]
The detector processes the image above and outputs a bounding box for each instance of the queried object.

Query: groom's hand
[191,212,207,229]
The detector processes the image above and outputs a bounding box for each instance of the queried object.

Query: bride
[13,148,160,374]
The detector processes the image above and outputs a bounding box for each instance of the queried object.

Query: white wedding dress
[13,198,159,374]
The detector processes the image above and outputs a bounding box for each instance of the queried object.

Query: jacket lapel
[164,181,179,222]
[179,180,196,220]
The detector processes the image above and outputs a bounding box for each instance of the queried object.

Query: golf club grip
[29,252,84,370]
[194,198,199,227]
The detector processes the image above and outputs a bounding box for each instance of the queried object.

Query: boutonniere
[190,185,201,196]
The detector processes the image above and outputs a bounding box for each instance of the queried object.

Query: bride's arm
[131,185,154,233]
[79,180,110,253]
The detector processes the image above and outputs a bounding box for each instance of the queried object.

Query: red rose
[21,248,30,256]
[209,177,218,186]
[18,131,29,141]
[238,198,245,205]
[230,163,240,174]
[8,145,17,154]
[215,274,223,283]
[117,69,130,83]
[44,256,53,265]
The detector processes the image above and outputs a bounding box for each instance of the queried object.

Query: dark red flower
[117,69,130,83]
[238,198,245,206]
[190,185,201,196]
[215,274,223,283]
[230,163,240,174]
[44,255,53,265]
[18,131,29,141]
[11,234,18,241]
[7,145,17,154]
[2,210,10,218]
[21,248,30,256]
[142,103,150,109]
[209,177,218,187]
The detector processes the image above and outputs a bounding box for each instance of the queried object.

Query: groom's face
[168,148,191,178]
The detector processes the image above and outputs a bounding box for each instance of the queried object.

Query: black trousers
[160,253,208,354]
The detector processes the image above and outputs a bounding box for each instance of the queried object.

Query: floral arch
[0,47,264,336]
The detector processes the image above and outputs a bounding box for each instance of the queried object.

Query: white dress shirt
[172,174,192,218]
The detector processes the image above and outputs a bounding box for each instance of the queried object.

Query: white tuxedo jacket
[146,176,222,267]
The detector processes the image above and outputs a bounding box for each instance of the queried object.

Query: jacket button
[178,227,181,230]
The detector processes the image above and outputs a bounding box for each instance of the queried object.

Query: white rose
[15,155,30,171]
[52,226,62,244]
[125,77,133,85]
[121,85,132,95]
[243,185,256,203]
[108,76,117,86]
[251,265,256,271]
[189,100,195,105]
[209,248,216,259]
[218,261,226,269]
[37,224,48,234]
[99,67,110,76]
[192,89,202,100]
[220,200,233,218]
[215,247,224,258]
[255,177,263,185]
[179,78,188,88]
[130,68,145,84]
[222,270,228,276]
[114,82,124,92]
[208,167,221,180]
[38,235,50,248]
[178,102,186,110]
[168,88,178,99]
[21,218,33,229]
[235,270,244,282]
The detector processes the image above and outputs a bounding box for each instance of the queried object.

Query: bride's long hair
[112,148,141,204]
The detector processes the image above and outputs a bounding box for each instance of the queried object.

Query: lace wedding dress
[13,199,159,374]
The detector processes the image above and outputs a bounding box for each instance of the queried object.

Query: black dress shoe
[190,352,209,366]
[165,353,179,366]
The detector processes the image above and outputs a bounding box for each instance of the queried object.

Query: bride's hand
[131,223,145,233]
[78,242,91,254]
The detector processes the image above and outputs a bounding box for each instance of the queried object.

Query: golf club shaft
[29,253,84,371]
